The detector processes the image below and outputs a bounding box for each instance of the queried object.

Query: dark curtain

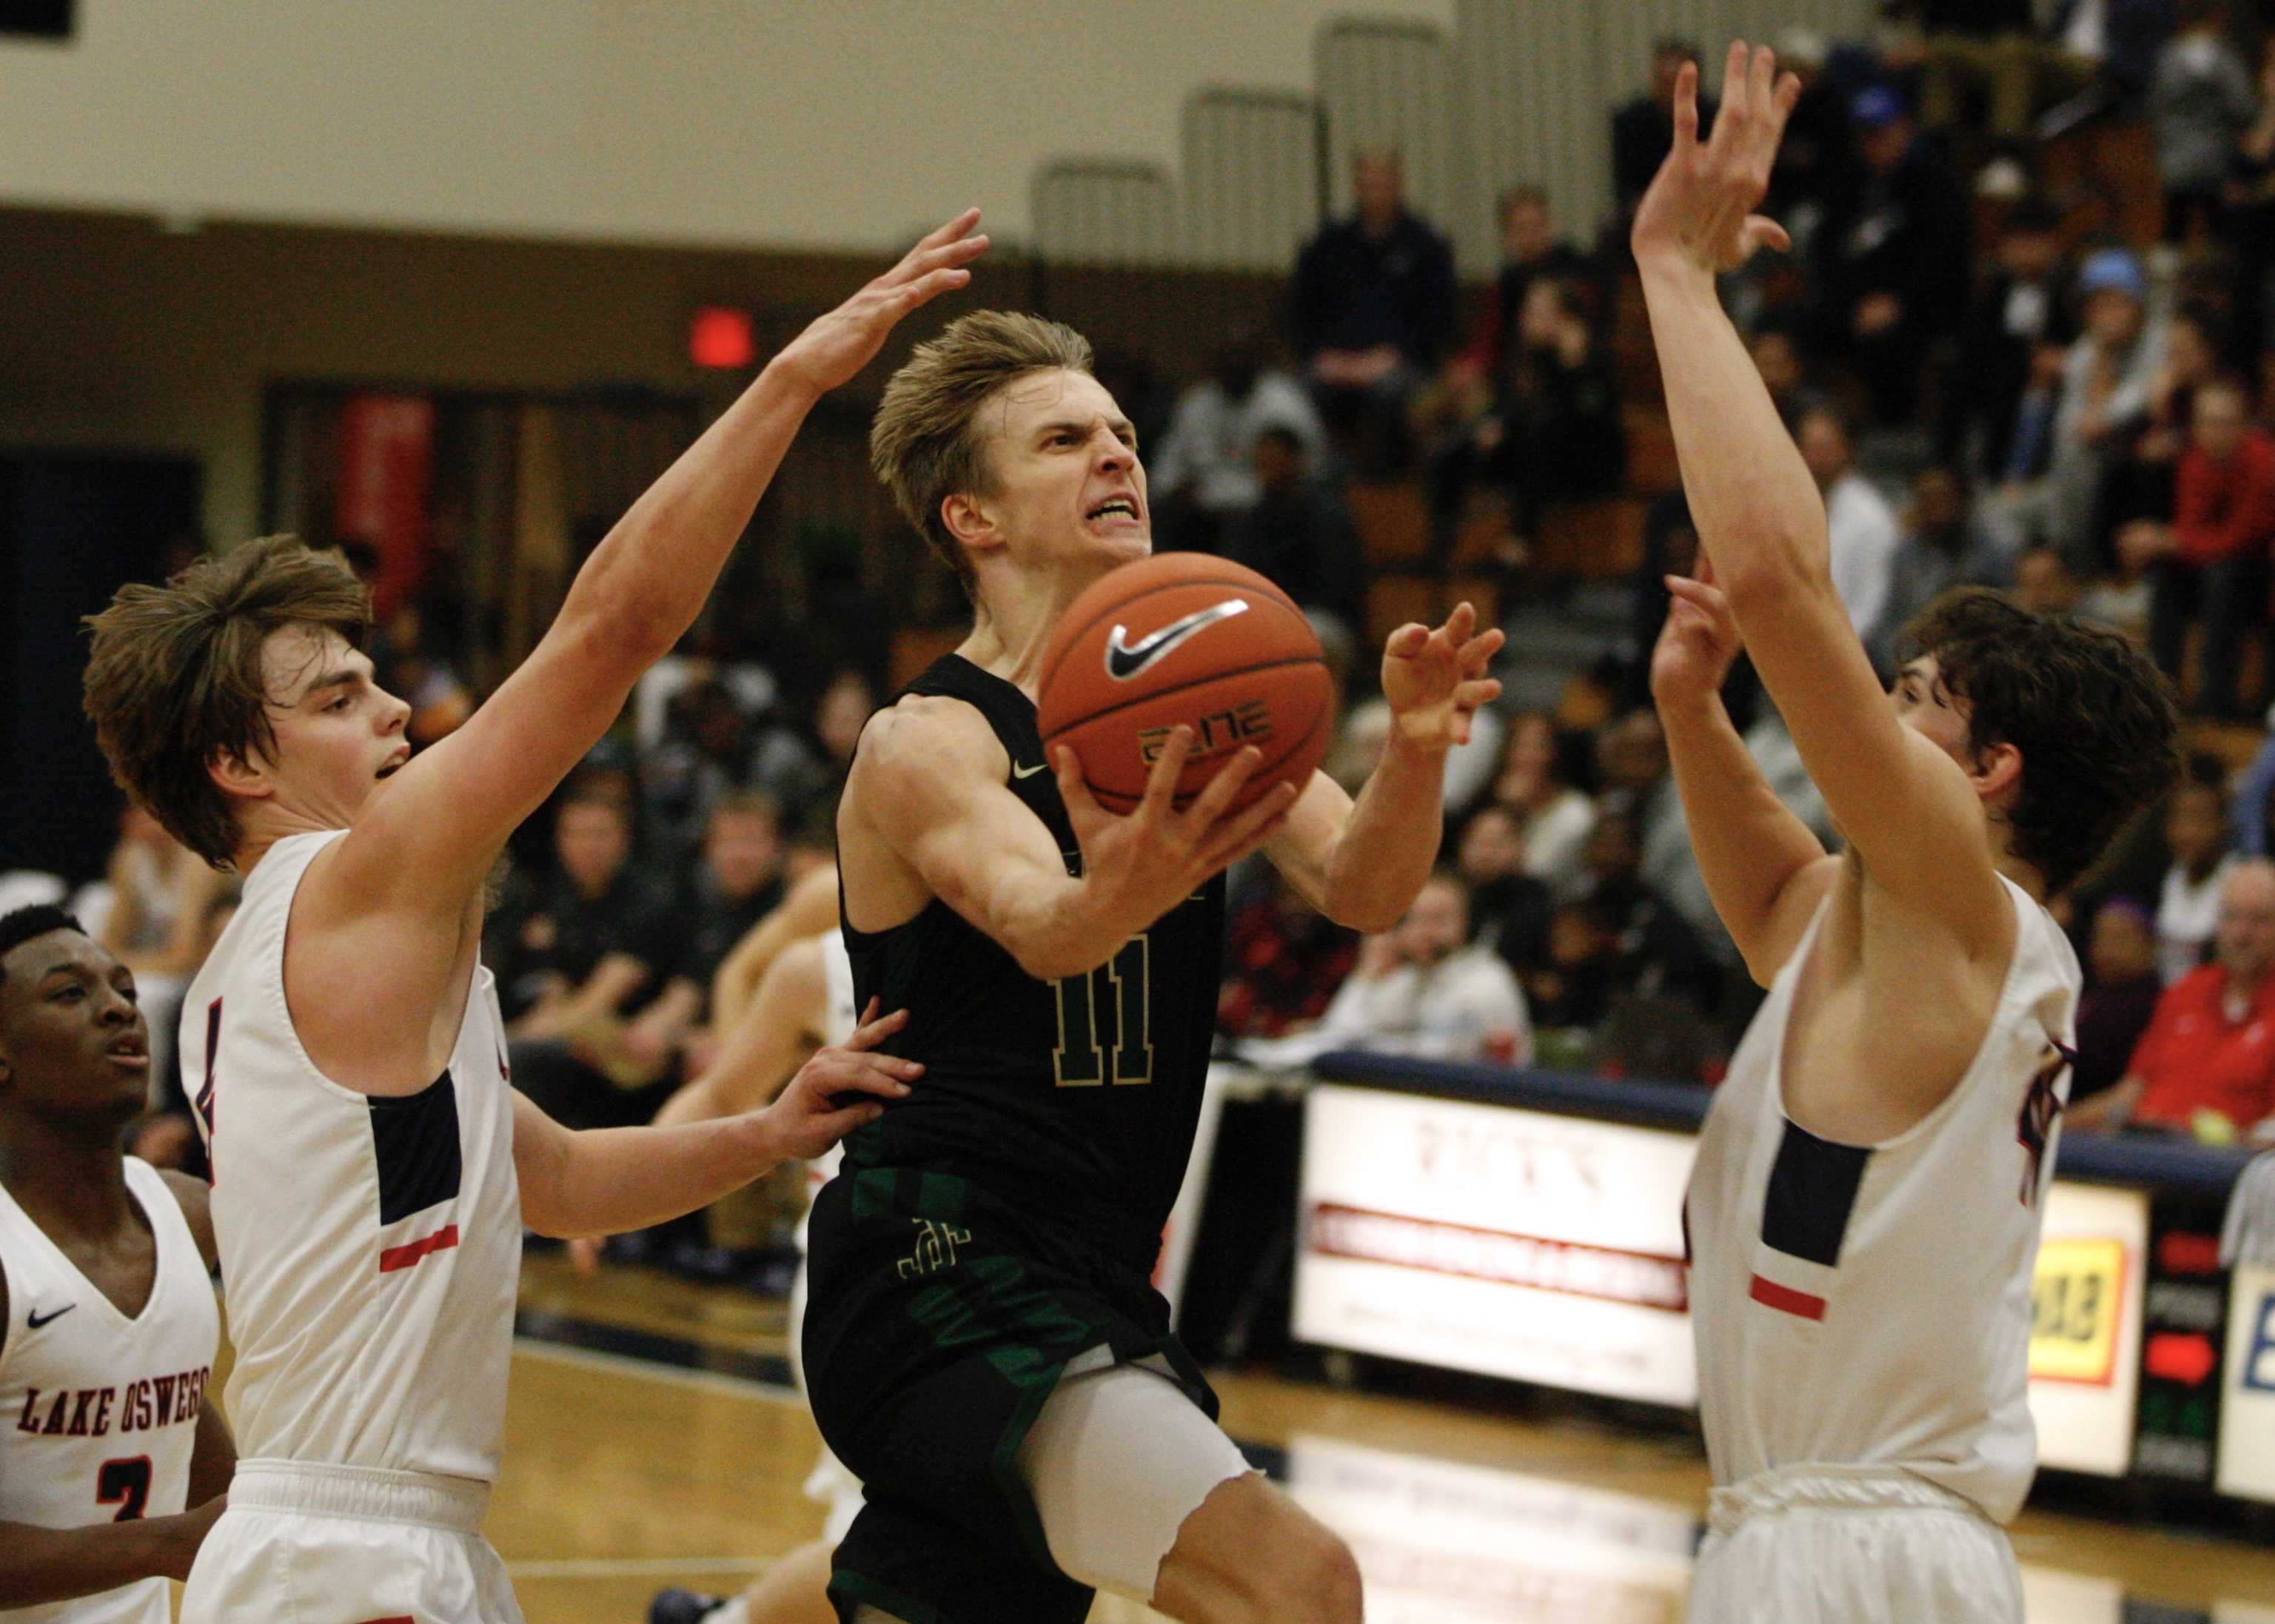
[0,454,199,883]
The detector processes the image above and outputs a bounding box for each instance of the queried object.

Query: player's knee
[1242,1500,1361,1624]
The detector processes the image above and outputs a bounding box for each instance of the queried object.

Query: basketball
[1036,553,1332,816]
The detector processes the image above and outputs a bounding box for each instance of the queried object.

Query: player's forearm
[1317,735,1447,932]
[991,873,1142,983]
[552,358,822,667]
[0,1515,207,1602]
[1636,258,1832,603]
[1657,689,1827,979]
[526,1114,785,1238]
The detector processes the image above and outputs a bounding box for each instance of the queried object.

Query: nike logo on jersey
[1012,760,1051,779]
[1105,599,1250,680]
[26,1303,74,1329]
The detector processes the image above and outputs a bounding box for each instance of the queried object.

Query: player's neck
[957,563,1110,699]
[0,1117,135,1238]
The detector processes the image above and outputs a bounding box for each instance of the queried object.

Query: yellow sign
[2029,1238,2127,1386]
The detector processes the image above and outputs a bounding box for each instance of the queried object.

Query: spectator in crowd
[1750,323,1832,429]
[641,676,755,860]
[1905,0,2074,167]
[1490,710,1597,894]
[1796,406,1903,653]
[90,803,229,1094]
[606,791,790,1088]
[2015,543,2085,614]
[1598,709,1723,961]
[371,603,474,748]
[1425,275,1626,569]
[1812,85,1972,426]
[1612,41,1714,238]
[1574,807,1722,1019]
[2230,733,2275,857]
[1454,801,1555,981]
[486,789,680,1127]
[2225,37,2275,359]
[2048,248,2170,572]
[1312,870,1532,1065]
[1217,865,1360,1041]
[2151,1,2256,244]
[2072,897,2168,1108]
[1528,895,1625,1055]
[2051,0,2182,114]
[1221,426,1367,642]
[2117,375,2275,716]
[2073,856,2275,1137]
[1482,186,1599,352]
[2158,773,2240,982]
[1290,148,1458,474]
[1874,466,2023,669]
[1945,200,2077,477]
[1761,28,1852,235]
[1148,329,1330,554]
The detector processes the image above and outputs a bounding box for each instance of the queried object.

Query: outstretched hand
[1381,602,1504,751]
[1631,42,1801,278]
[759,1002,921,1161]
[1053,729,1299,939]
[1649,553,1744,708]
[773,209,989,398]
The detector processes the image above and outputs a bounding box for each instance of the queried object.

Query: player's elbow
[1717,542,1830,617]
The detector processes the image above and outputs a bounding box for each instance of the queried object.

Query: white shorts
[1687,1464,2022,1624]
[181,1460,522,1624]
[1012,1350,1256,1603]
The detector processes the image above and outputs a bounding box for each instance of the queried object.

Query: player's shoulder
[853,692,1008,791]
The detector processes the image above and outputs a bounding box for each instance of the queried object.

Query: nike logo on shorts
[1105,599,1250,680]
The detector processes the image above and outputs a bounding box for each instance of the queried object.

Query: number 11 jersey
[837,653,1226,1284]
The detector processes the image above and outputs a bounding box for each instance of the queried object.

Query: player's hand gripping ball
[1036,554,1333,815]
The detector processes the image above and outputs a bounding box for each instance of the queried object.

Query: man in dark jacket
[1290,149,1458,474]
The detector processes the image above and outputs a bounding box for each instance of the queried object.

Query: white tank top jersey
[1686,875,2080,1524]
[0,1160,219,1624]
[797,932,863,1250]
[177,829,520,1485]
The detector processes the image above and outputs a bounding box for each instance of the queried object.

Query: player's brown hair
[1895,588,2181,896]
[869,309,1095,598]
[81,536,371,869]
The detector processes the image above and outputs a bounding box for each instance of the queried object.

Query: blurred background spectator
[2160,771,2241,982]
[1310,871,1532,1065]
[1290,150,1458,475]
[1150,329,1329,555]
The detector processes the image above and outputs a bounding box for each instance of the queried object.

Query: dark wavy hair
[1895,589,2180,896]
[0,907,86,987]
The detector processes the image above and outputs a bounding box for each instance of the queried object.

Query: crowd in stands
[41,1,2275,1284]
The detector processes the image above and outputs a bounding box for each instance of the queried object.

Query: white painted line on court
[511,1335,807,1409]
[506,1554,776,1580]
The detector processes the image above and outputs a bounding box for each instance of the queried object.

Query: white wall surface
[0,1,1455,251]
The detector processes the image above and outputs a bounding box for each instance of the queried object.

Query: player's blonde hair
[869,309,1094,597]
[81,535,371,868]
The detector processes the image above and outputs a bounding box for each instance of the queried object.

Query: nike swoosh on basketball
[1012,760,1051,779]
[1105,599,1251,681]
[27,1303,74,1329]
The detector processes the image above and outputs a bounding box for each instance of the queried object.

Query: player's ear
[1970,740,2023,805]
[939,491,1002,556]
[207,746,272,805]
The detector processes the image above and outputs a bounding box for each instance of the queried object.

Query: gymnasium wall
[0,1,1873,260]
[0,1,1455,252]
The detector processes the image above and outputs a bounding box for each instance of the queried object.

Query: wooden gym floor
[198,1253,2275,1622]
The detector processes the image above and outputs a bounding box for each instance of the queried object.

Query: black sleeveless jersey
[840,654,1226,1281]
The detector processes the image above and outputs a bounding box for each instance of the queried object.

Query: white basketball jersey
[0,1161,219,1624]
[1686,875,2079,1523]
[178,829,520,1483]
[797,933,862,1250]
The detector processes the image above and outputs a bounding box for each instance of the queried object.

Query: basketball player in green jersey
[808,310,1501,1624]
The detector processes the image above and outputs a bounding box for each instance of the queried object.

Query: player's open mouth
[1085,497,1141,524]
[107,1039,148,1072]
[375,749,411,779]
